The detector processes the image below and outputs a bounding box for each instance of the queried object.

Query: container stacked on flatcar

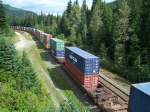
[27,27,32,33]
[23,27,26,31]
[22,27,24,31]
[16,26,19,30]
[34,29,41,39]
[28,27,32,33]
[50,38,65,62]
[30,28,35,35]
[39,32,52,49]
[44,33,52,49]
[129,82,150,112]
[64,47,99,92]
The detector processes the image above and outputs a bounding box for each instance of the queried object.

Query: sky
[3,0,115,15]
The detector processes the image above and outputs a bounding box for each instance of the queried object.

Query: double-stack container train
[12,26,150,112]
[64,47,99,91]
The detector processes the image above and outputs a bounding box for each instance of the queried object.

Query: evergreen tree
[67,0,72,16]
[89,0,104,52]
[139,0,150,66]
[91,0,98,11]
[0,38,18,72]
[60,0,81,45]
[113,0,130,65]
[0,0,7,32]
[102,5,115,60]
[60,1,73,37]
[60,12,70,36]
[127,0,142,66]
[70,0,81,44]
[81,0,88,45]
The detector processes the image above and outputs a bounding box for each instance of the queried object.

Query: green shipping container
[51,38,64,51]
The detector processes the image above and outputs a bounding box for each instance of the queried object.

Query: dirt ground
[100,69,131,94]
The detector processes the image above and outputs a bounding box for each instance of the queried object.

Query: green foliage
[81,0,88,45]
[0,35,54,111]
[60,95,90,112]
[0,0,8,34]
[88,0,104,52]
[102,5,115,60]
[56,34,65,40]
[139,0,150,66]
[112,0,130,65]
[60,0,82,45]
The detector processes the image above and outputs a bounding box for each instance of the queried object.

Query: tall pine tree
[81,0,88,45]
[113,0,130,66]
[102,4,115,60]
[127,0,142,66]
[139,0,150,66]
[70,0,81,45]
[89,0,104,52]
[0,0,7,33]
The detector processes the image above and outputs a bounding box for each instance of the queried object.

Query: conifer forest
[0,0,150,111]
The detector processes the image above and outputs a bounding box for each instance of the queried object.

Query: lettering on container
[69,54,77,63]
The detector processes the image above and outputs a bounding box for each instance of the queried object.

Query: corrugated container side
[39,33,52,49]
[65,47,100,75]
[31,28,35,35]
[64,60,99,91]
[51,49,64,57]
[50,38,65,51]
[45,34,52,49]
[33,29,37,36]
[35,30,41,39]
[129,83,150,112]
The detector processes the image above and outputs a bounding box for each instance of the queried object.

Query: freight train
[12,26,150,112]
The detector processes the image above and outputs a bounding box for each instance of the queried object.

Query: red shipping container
[64,60,99,92]
[35,31,40,39]
[45,34,52,49]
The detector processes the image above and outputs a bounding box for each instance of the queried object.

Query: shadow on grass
[40,51,57,65]
[47,67,71,90]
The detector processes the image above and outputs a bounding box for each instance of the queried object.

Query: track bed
[63,62,129,112]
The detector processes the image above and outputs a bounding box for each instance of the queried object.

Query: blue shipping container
[65,47,100,75]
[129,82,150,112]
[51,49,64,57]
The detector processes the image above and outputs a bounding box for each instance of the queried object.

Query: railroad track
[99,74,130,102]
